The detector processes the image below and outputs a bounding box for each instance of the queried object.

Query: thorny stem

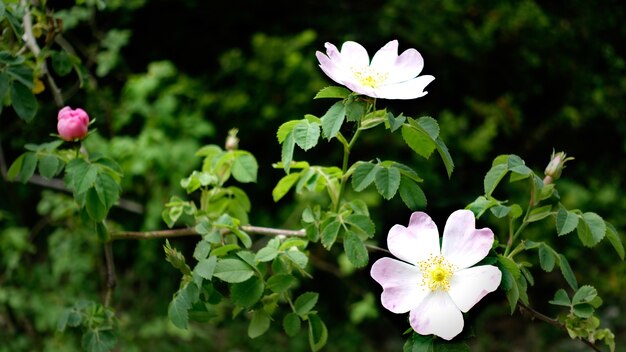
[518,302,602,352]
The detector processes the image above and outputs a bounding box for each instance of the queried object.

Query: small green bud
[225,128,239,151]
[544,151,574,184]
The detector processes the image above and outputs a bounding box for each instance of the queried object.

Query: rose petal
[370,257,427,313]
[409,291,464,340]
[448,265,502,312]
[441,209,494,269]
[339,41,370,68]
[374,75,435,100]
[370,40,399,72]
[316,51,347,86]
[386,48,425,84]
[388,211,440,264]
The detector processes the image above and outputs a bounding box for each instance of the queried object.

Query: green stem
[504,177,538,256]
[333,127,362,212]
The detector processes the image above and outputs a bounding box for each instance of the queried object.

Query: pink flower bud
[57,106,90,141]
[544,151,574,183]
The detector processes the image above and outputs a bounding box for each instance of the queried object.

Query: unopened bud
[544,151,574,183]
[57,106,90,141]
[225,128,240,151]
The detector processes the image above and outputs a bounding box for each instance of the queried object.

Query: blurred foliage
[1,0,625,351]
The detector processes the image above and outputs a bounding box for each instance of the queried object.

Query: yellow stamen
[418,255,455,292]
[351,66,388,88]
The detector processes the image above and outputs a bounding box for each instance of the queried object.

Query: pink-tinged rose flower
[57,106,90,141]
[370,210,501,340]
[316,40,435,100]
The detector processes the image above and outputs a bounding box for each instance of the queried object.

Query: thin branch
[518,302,602,352]
[103,242,116,307]
[21,0,64,107]
[110,225,306,241]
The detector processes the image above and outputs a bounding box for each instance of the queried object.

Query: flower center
[351,66,388,88]
[418,255,455,292]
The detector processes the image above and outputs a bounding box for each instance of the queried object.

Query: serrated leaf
[85,187,107,221]
[344,214,375,237]
[345,98,365,122]
[194,255,217,280]
[490,205,511,218]
[95,173,120,210]
[321,219,341,249]
[558,254,578,290]
[343,232,368,268]
[483,163,508,196]
[168,283,199,329]
[231,152,258,183]
[277,120,299,143]
[231,276,264,308]
[314,86,350,99]
[284,250,308,269]
[416,116,439,140]
[283,312,301,337]
[293,120,320,151]
[10,82,38,122]
[556,208,579,236]
[320,101,346,139]
[248,309,271,339]
[401,124,436,159]
[466,196,499,218]
[435,137,454,178]
[497,255,521,280]
[351,162,380,192]
[267,274,296,293]
[81,329,117,352]
[19,152,37,183]
[295,292,319,317]
[398,177,427,210]
[273,172,301,202]
[538,244,556,272]
[281,132,295,173]
[38,154,61,179]
[572,285,597,305]
[403,333,435,352]
[527,205,553,222]
[387,112,406,132]
[549,289,571,306]
[605,222,624,260]
[255,245,278,262]
[308,314,328,352]
[578,212,606,247]
[213,258,255,283]
[374,166,401,200]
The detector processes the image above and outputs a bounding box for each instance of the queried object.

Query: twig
[21,0,64,108]
[103,242,116,307]
[110,225,306,241]
[518,302,602,352]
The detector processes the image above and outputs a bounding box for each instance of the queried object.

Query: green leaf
[95,173,120,210]
[538,244,556,272]
[343,232,369,268]
[281,132,295,173]
[19,152,37,183]
[71,162,98,195]
[294,292,319,317]
[51,50,74,76]
[497,255,521,281]
[351,162,380,192]
[267,273,297,293]
[387,112,406,132]
[10,82,38,122]
[7,153,25,181]
[284,250,308,269]
[255,246,278,262]
[81,329,117,352]
[403,333,435,352]
[434,137,454,178]
[168,283,199,329]
[549,289,571,307]
[401,124,436,159]
[213,258,255,283]
[490,205,511,218]
[374,166,401,200]
[37,154,61,179]
[320,101,346,139]
[293,120,320,151]
[231,276,264,308]
[466,196,499,218]
[277,120,299,143]
[307,313,328,352]
[194,255,217,280]
[273,172,301,202]
[314,86,350,99]
[572,304,594,318]
[398,177,427,210]
[7,64,33,88]
[283,312,301,337]
[85,187,107,221]
[321,219,341,249]
[345,99,365,121]
[527,205,553,222]
[572,285,597,305]
[231,152,258,183]
[0,72,9,102]
[576,212,606,247]
[483,163,508,196]
[248,309,271,339]
[558,254,578,290]
[556,208,579,236]
[416,116,439,140]
[344,214,375,238]
[605,222,624,260]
